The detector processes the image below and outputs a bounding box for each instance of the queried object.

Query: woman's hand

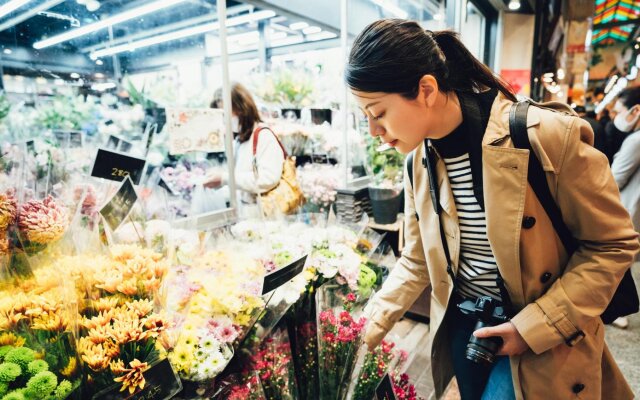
[473,322,530,356]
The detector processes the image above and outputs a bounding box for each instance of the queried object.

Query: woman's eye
[371,112,385,121]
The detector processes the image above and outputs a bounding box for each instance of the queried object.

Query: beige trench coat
[364,93,640,400]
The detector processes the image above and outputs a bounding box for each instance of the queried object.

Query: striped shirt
[443,153,501,300]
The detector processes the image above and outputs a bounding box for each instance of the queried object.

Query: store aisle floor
[393,262,640,399]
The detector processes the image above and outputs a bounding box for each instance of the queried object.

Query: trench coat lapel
[481,108,541,310]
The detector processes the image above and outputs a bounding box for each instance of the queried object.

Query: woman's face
[351,78,458,154]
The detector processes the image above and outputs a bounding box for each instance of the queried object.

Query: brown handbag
[252,127,305,217]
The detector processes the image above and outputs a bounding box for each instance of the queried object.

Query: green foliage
[0,92,10,121]
[0,364,21,383]
[26,361,47,377]
[365,133,405,183]
[24,371,57,399]
[256,68,315,107]
[125,78,156,109]
[4,349,34,371]
[1,390,25,400]
[50,379,72,400]
[34,96,96,130]
[0,382,7,397]
[0,348,12,361]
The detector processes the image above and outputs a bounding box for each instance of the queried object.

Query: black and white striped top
[443,153,501,300]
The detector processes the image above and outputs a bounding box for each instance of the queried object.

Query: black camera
[457,296,510,365]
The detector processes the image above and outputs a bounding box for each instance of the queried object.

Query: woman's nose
[368,119,384,137]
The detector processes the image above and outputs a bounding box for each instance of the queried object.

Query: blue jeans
[447,298,516,400]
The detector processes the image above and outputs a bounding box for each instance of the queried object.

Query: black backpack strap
[509,101,579,255]
[407,151,414,190]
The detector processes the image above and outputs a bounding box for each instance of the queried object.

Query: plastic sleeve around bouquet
[211,372,266,400]
[0,252,82,399]
[344,337,410,400]
[315,283,369,400]
[56,244,179,399]
[249,323,298,400]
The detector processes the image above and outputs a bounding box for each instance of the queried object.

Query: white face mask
[613,107,640,132]
[231,115,240,134]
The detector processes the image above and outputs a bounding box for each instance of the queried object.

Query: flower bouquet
[0,262,82,399]
[316,284,368,400]
[390,373,424,400]
[346,340,408,400]
[211,373,266,400]
[163,248,266,398]
[250,325,298,400]
[297,164,339,214]
[58,245,180,398]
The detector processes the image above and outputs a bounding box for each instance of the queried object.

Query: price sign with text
[262,255,308,295]
[99,176,138,232]
[166,108,225,154]
[91,148,146,184]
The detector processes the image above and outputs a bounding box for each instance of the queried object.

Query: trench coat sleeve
[363,156,430,349]
[510,117,640,355]
[611,133,640,191]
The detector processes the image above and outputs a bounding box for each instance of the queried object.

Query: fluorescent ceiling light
[89,10,276,59]
[271,31,287,40]
[91,82,116,91]
[3,49,12,55]
[289,22,308,30]
[302,26,322,35]
[33,0,187,49]
[371,0,408,19]
[0,0,65,34]
[307,31,337,42]
[0,0,32,19]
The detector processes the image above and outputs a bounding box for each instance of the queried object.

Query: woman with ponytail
[347,19,638,400]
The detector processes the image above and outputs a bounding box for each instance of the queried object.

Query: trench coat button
[522,216,536,229]
[540,272,552,283]
[572,383,585,394]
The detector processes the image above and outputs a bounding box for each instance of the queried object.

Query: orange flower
[142,313,170,338]
[31,311,67,332]
[81,310,114,330]
[92,297,119,313]
[126,299,154,318]
[82,344,111,371]
[113,359,149,394]
[87,324,111,345]
[116,279,138,296]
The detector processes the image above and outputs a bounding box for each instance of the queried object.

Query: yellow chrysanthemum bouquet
[0,256,82,399]
[58,245,180,398]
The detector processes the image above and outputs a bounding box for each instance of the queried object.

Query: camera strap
[422,139,514,314]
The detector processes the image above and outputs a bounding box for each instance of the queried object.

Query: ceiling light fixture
[433,13,444,21]
[302,26,322,35]
[3,49,12,55]
[89,10,276,59]
[70,72,80,79]
[289,22,308,30]
[0,0,32,19]
[508,0,521,10]
[95,59,104,65]
[33,0,187,49]
[86,0,100,12]
[371,0,408,19]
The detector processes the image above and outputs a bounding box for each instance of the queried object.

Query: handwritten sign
[92,358,182,400]
[99,176,138,232]
[91,148,146,185]
[166,108,225,154]
[375,374,397,400]
[262,255,308,295]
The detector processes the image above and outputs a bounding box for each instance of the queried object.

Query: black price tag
[375,374,397,400]
[99,176,138,232]
[312,153,329,164]
[158,177,179,196]
[91,148,146,184]
[92,358,182,400]
[262,255,308,295]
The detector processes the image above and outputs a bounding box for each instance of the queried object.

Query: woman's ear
[418,75,439,107]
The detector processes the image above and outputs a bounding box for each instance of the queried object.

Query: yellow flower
[87,324,111,345]
[113,359,149,395]
[82,344,111,372]
[92,297,119,313]
[116,279,138,297]
[81,310,114,330]
[126,299,154,318]
[61,357,78,378]
[31,311,68,332]
[0,332,25,347]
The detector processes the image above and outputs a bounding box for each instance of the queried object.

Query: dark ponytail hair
[345,19,516,101]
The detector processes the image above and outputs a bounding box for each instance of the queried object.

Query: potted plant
[366,135,405,224]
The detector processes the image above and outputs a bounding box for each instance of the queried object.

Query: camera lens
[465,321,503,365]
